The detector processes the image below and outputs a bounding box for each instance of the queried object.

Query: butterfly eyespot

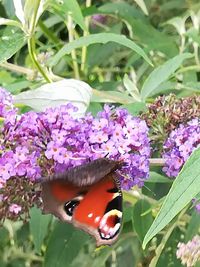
[41,159,123,246]
[64,200,80,216]
[98,210,122,240]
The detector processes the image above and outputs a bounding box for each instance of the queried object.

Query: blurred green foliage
[1,0,200,266]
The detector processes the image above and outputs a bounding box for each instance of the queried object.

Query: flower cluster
[162,119,200,177]
[0,87,13,116]
[0,87,17,125]
[0,87,150,220]
[141,94,200,152]
[176,235,200,267]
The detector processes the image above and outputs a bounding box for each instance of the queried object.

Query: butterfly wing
[41,180,83,222]
[42,158,123,187]
[72,173,122,246]
[41,159,123,246]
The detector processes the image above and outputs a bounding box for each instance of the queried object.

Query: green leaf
[149,216,180,267]
[0,27,26,63]
[140,53,193,100]
[99,2,178,57]
[133,200,153,242]
[133,0,148,15]
[123,74,141,102]
[23,0,46,31]
[123,205,134,223]
[48,33,152,67]
[86,23,122,69]
[87,102,102,116]
[185,211,200,242]
[146,172,173,184]
[120,102,147,116]
[92,90,135,104]
[4,80,33,94]
[0,18,22,28]
[186,28,200,46]
[50,0,86,31]
[30,207,52,254]
[143,147,200,248]
[44,222,89,267]
[0,227,9,249]
[181,82,200,92]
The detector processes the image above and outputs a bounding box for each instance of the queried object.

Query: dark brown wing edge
[41,158,124,187]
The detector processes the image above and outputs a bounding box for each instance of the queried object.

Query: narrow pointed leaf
[143,147,200,248]
[48,33,152,67]
[140,53,193,100]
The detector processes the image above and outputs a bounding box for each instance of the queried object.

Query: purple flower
[195,203,200,213]
[0,89,150,220]
[162,119,200,177]
[0,87,18,129]
[40,104,150,189]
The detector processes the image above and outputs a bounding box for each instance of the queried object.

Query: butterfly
[41,158,123,246]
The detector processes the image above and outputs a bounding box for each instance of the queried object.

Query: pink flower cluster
[0,87,150,218]
[0,87,17,125]
[162,119,200,177]
[177,235,200,266]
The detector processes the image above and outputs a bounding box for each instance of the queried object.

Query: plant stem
[81,0,91,73]
[26,0,52,82]
[149,207,187,267]
[193,43,200,66]
[149,158,166,166]
[9,248,43,262]
[0,62,35,76]
[66,14,80,79]
[179,35,185,53]
[27,37,52,82]
[29,0,41,36]
[177,65,200,73]
[123,190,157,205]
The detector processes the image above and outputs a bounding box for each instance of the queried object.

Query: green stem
[193,42,200,66]
[38,20,62,48]
[66,14,80,79]
[29,0,41,36]
[179,35,185,53]
[149,158,166,166]
[0,62,35,76]
[81,0,91,73]
[28,37,52,82]
[149,207,187,267]
[177,65,200,74]
[9,248,43,262]
[123,190,157,205]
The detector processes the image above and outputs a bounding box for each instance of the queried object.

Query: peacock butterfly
[41,158,123,246]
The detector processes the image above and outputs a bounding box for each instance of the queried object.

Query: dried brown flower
[141,94,200,152]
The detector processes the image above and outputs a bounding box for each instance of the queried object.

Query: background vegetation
[1,0,200,266]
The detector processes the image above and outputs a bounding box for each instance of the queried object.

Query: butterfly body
[41,158,123,246]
